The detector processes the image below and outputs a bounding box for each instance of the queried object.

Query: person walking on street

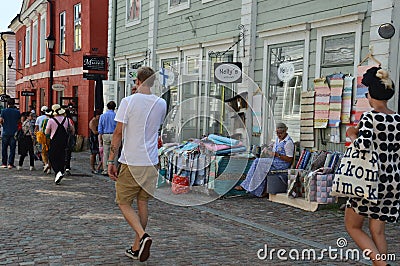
[345,67,400,266]
[45,104,75,184]
[89,110,102,174]
[36,108,52,174]
[108,67,167,262]
[17,112,36,171]
[98,101,117,175]
[0,98,21,169]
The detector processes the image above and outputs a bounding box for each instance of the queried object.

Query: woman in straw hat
[45,104,75,184]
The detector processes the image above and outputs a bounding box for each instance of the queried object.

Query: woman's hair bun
[376,69,393,89]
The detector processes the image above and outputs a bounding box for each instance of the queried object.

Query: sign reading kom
[214,62,242,83]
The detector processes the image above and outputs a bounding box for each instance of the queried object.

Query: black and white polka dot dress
[347,111,400,223]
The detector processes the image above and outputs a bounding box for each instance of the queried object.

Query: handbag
[171,174,190,194]
[330,143,379,203]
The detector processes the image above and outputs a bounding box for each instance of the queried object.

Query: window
[18,41,22,69]
[32,21,38,65]
[25,28,31,66]
[168,0,190,14]
[320,33,355,76]
[74,3,81,50]
[126,0,141,25]
[39,16,46,61]
[59,11,66,54]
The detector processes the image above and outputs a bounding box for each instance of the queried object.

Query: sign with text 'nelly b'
[83,56,107,71]
[214,62,242,83]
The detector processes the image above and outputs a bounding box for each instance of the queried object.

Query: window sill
[168,3,190,14]
[126,19,141,27]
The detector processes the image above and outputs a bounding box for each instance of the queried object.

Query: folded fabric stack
[205,134,246,155]
[316,174,335,203]
[296,149,312,169]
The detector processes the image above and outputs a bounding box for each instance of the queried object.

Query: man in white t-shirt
[108,67,167,262]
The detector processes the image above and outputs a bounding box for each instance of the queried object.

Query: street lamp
[7,52,23,75]
[46,33,55,105]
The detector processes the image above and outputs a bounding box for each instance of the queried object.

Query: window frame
[168,0,190,14]
[32,20,38,66]
[59,11,66,54]
[73,3,82,51]
[126,0,141,27]
[39,15,46,62]
[25,28,31,67]
[18,40,23,69]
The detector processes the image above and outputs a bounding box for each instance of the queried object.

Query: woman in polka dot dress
[345,67,399,266]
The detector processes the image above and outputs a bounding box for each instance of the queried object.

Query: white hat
[41,105,48,112]
[45,108,52,116]
[51,104,66,115]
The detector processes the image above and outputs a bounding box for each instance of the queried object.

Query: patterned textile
[300,91,315,147]
[341,75,354,124]
[347,111,400,223]
[353,66,374,123]
[327,73,344,127]
[314,78,330,128]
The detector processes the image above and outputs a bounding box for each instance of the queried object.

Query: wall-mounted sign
[52,84,66,91]
[214,62,242,83]
[127,69,138,85]
[277,61,295,82]
[21,91,35,97]
[83,56,107,71]
[83,73,107,80]
[0,94,10,102]
[159,68,175,87]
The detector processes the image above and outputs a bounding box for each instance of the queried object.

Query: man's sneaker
[65,169,71,176]
[55,171,64,184]
[138,233,152,262]
[29,166,35,171]
[125,247,139,260]
[17,166,22,171]
[1,165,7,168]
[7,165,14,169]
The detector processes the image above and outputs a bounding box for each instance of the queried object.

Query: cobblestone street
[0,150,399,265]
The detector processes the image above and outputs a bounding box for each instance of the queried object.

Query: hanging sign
[277,61,295,82]
[21,91,35,97]
[0,94,10,102]
[214,62,242,83]
[83,56,107,71]
[159,68,175,87]
[127,69,138,85]
[83,73,107,80]
[52,84,66,91]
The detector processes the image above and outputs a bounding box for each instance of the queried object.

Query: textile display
[300,91,315,147]
[327,74,344,127]
[353,65,374,123]
[252,94,263,134]
[331,144,379,203]
[316,174,335,203]
[341,75,354,124]
[208,134,240,146]
[313,78,330,128]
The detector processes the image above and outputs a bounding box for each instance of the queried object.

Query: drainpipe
[109,0,117,80]
[0,32,16,102]
[47,0,54,106]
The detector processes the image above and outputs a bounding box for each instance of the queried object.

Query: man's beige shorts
[115,164,158,205]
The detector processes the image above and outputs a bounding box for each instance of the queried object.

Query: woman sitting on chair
[235,123,294,197]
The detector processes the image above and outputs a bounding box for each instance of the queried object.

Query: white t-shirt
[115,93,167,166]
[35,114,47,128]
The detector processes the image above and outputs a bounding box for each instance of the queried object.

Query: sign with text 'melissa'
[214,62,242,83]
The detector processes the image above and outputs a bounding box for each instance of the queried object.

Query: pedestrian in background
[89,109,102,174]
[108,67,167,262]
[45,104,75,184]
[17,112,36,171]
[37,108,52,174]
[98,101,117,175]
[345,67,400,265]
[0,98,21,169]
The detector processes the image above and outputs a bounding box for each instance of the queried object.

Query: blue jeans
[2,134,17,166]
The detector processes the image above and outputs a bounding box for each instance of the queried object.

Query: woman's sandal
[234,186,244,191]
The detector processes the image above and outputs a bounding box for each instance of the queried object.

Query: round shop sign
[214,62,242,83]
[277,61,295,82]
[52,84,66,91]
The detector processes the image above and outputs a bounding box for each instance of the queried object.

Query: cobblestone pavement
[0,150,399,265]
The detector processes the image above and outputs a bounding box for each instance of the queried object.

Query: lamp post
[46,33,55,106]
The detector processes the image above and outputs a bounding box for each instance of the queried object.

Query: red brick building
[9,0,108,137]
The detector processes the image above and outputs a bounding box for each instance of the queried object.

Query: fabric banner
[353,65,375,123]
[341,75,354,124]
[313,78,330,128]
[327,74,344,127]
